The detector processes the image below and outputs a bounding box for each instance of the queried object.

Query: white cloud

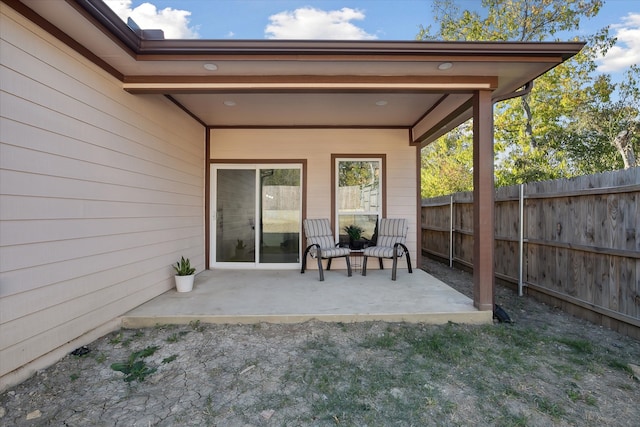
[265,7,377,40]
[103,0,199,39]
[597,13,640,73]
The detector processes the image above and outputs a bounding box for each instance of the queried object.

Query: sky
[103,0,640,74]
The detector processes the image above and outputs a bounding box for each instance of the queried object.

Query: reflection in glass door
[215,168,255,263]
[212,165,301,268]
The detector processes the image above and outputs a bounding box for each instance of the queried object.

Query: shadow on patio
[122,267,492,327]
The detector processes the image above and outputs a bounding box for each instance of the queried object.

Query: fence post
[449,194,454,268]
[518,183,524,296]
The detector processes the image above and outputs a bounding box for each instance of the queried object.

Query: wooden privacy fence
[422,168,640,338]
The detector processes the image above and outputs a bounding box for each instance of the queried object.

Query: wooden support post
[473,90,495,311]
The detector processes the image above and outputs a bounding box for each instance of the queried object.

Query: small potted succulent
[344,224,365,250]
[173,256,196,292]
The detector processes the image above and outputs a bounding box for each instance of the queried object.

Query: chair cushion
[318,247,351,258]
[303,218,350,258]
[363,245,404,258]
[304,218,333,238]
[308,235,335,250]
[362,218,408,259]
[379,218,407,237]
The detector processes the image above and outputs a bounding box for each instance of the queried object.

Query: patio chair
[301,218,352,281]
[362,218,412,280]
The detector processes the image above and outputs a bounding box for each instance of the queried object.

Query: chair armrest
[304,243,322,258]
[393,242,409,255]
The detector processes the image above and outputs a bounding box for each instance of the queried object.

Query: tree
[338,161,378,188]
[419,0,603,42]
[419,0,637,195]
[560,65,640,170]
[421,124,473,197]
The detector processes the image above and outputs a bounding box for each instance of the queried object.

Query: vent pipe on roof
[127,17,164,40]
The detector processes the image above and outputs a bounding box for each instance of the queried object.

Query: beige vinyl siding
[209,128,417,267]
[0,7,205,386]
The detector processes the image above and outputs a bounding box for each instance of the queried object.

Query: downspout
[492,80,534,104]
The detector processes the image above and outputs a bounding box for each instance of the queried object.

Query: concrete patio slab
[121,268,492,327]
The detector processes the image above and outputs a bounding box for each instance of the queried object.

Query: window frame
[331,154,386,244]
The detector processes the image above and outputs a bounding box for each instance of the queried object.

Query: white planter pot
[175,274,195,292]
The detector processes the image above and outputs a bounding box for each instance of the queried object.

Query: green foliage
[173,256,195,276]
[189,319,205,332]
[418,0,603,42]
[343,224,364,240]
[556,337,594,354]
[418,0,638,194]
[338,161,378,188]
[560,65,640,170]
[110,346,159,382]
[421,125,473,197]
[162,355,178,364]
[166,331,189,343]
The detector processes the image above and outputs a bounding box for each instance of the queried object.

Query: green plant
[343,224,363,240]
[189,319,205,332]
[173,256,195,276]
[110,346,159,382]
[162,355,178,364]
[166,331,189,343]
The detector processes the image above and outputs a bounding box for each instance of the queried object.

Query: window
[333,156,384,246]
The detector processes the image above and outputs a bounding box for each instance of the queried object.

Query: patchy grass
[230,320,636,426]
[2,317,638,426]
[2,260,638,426]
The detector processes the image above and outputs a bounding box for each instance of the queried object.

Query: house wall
[209,128,418,268]
[0,7,205,389]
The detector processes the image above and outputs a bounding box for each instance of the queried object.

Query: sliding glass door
[211,164,302,268]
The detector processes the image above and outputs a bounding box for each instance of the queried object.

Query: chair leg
[392,253,398,281]
[301,246,311,273]
[362,255,368,276]
[316,256,324,281]
[378,258,384,270]
[327,258,332,271]
[405,248,413,274]
[397,243,412,274]
[301,244,317,274]
[345,255,352,277]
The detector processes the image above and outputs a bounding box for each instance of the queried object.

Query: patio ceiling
[14,0,585,146]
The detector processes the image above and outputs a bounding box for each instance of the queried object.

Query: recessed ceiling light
[438,62,453,70]
[223,100,236,107]
[203,63,218,71]
[375,100,388,106]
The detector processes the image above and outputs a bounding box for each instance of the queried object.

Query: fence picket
[422,167,640,337]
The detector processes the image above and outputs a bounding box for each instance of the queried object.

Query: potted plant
[173,256,195,292]
[344,224,365,250]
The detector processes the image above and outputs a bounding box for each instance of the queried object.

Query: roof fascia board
[66,0,140,55]
[4,0,125,80]
[73,0,585,61]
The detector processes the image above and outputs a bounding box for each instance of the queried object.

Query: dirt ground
[1,258,638,426]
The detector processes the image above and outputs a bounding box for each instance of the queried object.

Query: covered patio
[1,0,586,391]
[122,267,492,328]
